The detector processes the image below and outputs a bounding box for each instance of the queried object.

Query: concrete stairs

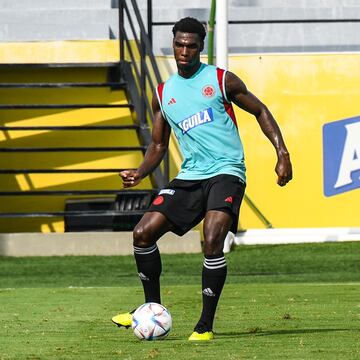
[0,0,118,41]
[0,63,153,233]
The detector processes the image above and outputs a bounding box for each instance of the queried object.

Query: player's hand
[275,152,292,187]
[119,169,142,188]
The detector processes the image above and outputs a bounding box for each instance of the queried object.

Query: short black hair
[172,17,206,41]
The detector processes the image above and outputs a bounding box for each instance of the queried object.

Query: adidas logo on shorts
[225,196,233,203]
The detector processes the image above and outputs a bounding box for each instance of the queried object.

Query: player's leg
[189,210,232,341]
[113,179,204,330]
[189,174,245,340]
[133,211,174,304]
[112,211,174,328]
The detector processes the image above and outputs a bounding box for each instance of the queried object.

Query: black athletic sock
[133,244,162,304]
[195,253,227,333]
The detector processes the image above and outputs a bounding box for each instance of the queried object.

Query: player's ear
[199,41,204,52]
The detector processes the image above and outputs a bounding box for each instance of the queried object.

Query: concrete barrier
[235,228,360,245]
[0,230,202,256]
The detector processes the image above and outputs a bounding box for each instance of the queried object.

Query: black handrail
[119,26,153,118]
[129,0,162,85]
[118,0,169,184]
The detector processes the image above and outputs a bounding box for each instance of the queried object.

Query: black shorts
[147,174,246,236]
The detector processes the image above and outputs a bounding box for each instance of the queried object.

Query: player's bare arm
[119,92,171,188]
[225,71,293,187]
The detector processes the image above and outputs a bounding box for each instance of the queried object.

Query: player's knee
[203,240,224,256]
[204,224,225,243]
[203,227,228,255]
[133,224,153,247]
[203,234,224,256]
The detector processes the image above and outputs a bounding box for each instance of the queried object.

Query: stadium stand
[1,0,359,53]
[0,0,168,233]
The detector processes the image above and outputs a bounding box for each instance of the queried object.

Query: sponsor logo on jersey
[159,189,175,196]
[178,108,214,134]
[323,116,360,196]
[202,85,216,98]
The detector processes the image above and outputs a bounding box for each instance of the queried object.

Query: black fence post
[119,0,124,62]
[147,0,153,48]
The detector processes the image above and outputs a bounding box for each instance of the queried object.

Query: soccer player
[112,17,292,341]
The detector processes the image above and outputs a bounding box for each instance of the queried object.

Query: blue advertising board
[323,116,360,197]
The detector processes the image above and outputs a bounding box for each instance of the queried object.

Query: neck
[177,62,202,78]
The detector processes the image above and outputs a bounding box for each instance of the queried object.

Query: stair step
[0,210,146,218]
[0,62,120,68]
[0,103,133,109]
[0,82,126,88]
[0,25,110,42]
[0,125,138,130]
[0,189,124,196]
[0,146,146,152]
[0,168,132,174]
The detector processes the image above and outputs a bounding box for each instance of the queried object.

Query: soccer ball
[132,302,172,340]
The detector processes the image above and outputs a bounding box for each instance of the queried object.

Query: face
[173,31,204,73]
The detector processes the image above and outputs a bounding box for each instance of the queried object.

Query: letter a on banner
[323,116,360,196]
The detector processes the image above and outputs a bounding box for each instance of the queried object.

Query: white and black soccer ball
[132,302,172,340]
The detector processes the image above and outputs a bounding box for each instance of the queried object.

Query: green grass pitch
[1,242,360,359]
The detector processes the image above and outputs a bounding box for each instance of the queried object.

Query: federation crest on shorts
[202,85,216,98]
[152,196,164,205]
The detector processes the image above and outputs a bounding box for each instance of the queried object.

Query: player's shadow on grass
[217,328,359,338]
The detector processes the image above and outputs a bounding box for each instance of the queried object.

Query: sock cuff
[133,244,158,255]
[203,254,227,270]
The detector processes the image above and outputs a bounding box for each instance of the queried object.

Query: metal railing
[118,0,169,186]
[146,0,360,50]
